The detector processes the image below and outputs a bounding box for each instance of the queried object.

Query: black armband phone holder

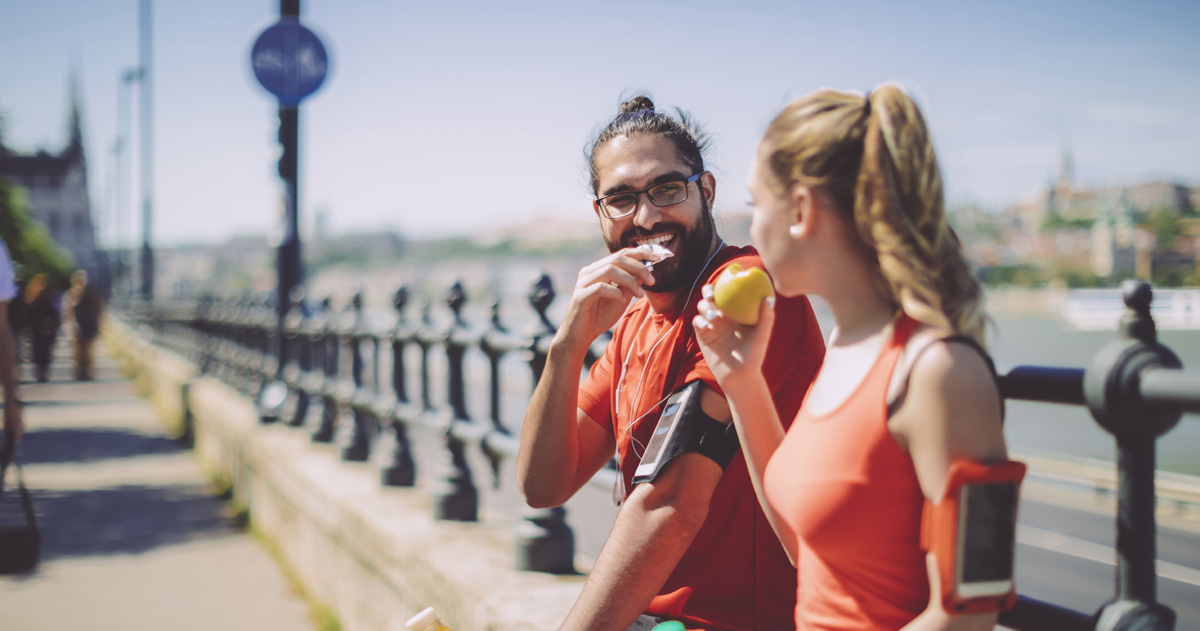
[631,380,739,486]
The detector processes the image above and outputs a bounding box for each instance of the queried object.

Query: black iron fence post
[431,281,478,522]
[312,296,340,443]
[381,286,417,487]
[194,297,215,375]
[340,291,375,461]
[233,298,254,394]
[1084,280,1181,631]
[251,295,275,399]
[478,297,511,490]
[515,273,576,574]
[298,297,328,432]
[282,288,307,426]
[259,289,300,424]
[284,286,311,427]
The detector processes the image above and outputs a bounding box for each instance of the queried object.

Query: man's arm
[517,339,615,508]
[560,451,723,631]
[517,247,656,508]
[0,304,23,443]
[557,386,731,631]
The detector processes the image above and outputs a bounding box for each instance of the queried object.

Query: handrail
[123,278,1196,631]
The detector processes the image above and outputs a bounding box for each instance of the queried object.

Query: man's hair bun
[619,96,655,115]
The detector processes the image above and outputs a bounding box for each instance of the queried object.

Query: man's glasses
[595,172,704,219]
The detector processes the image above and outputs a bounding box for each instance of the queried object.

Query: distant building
[471,216,600,251]
[1125,181,1191,215]
[0,79,99,280]
[152,235,274,299]
[321,231,405,260]
[1091,195,1138,278]
[1008,146,1194,236]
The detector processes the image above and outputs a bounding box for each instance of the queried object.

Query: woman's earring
[789,225,803,237]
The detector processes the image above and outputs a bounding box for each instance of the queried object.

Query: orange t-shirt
[764,315,929,630]
[578,245,826,631]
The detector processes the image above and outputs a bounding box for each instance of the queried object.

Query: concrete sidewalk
[0,339,316,631]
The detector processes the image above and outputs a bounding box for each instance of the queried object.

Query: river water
[310,255,1200,475]
[987,315,1199,475]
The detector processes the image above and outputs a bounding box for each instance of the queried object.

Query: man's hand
[517,247,662,509]
[554,247,658,352]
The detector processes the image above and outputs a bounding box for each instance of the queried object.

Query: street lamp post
[249,0,329,422]
[115,66,141,299]
[138,0,155,300]
[277,0,302,329]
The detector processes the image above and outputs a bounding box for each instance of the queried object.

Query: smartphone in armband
[632,380,737,486]
[633,382,700,483]
[921,459,1026,614]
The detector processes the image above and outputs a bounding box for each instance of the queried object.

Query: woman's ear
[789,185,817,239]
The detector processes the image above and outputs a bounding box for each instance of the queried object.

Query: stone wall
[104,318,585,631]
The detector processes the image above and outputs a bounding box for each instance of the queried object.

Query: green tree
[1148,207,1181,250]
[0,119,75,287]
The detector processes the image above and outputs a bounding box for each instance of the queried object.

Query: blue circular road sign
[251,19,328,106]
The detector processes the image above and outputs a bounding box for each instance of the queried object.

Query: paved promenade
[0,341,315,631]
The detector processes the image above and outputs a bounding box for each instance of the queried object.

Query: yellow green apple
[712,263,774,325]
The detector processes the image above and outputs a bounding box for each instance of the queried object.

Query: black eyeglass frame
[594,172,705,220]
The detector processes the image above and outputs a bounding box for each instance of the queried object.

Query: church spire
[62,66,87,166]
[68,67,84,152]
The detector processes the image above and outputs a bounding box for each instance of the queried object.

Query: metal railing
[126,278,1199,631]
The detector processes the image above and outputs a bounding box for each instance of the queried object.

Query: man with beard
[517,97,826,631]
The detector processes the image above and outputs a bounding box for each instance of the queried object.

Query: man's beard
[604,196,716,294]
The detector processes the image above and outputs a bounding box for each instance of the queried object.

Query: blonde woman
[694,84,1008,630]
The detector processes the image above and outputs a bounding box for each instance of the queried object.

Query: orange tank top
[763,315,928,630]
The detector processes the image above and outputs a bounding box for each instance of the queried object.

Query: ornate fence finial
[393,286,409,315]
[447,280,466,325]
[1086,281,1183,441]
[1120,279,1155,345]
[529,273,556,331]
[289,285,306,312]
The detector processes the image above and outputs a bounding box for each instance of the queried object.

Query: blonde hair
[761,83,987,344]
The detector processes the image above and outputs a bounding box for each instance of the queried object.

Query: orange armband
[920,459,1026,614]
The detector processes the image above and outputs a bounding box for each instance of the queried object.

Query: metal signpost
[250,2,328,422]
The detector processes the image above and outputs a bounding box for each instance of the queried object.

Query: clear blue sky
[1,0,1198,247]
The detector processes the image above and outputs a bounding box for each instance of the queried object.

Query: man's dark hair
[587,96,710,195]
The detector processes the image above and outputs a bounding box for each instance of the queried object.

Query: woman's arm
[890,337,1008,631]
[721,370,797,565]
[694,293,798,565]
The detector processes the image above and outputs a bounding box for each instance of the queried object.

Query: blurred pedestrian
[0,237,23,446]
[65,270,102,380]
[24,273,59,383]
[6,279,26,364]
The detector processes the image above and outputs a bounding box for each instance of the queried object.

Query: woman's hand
[693,284,775,390]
